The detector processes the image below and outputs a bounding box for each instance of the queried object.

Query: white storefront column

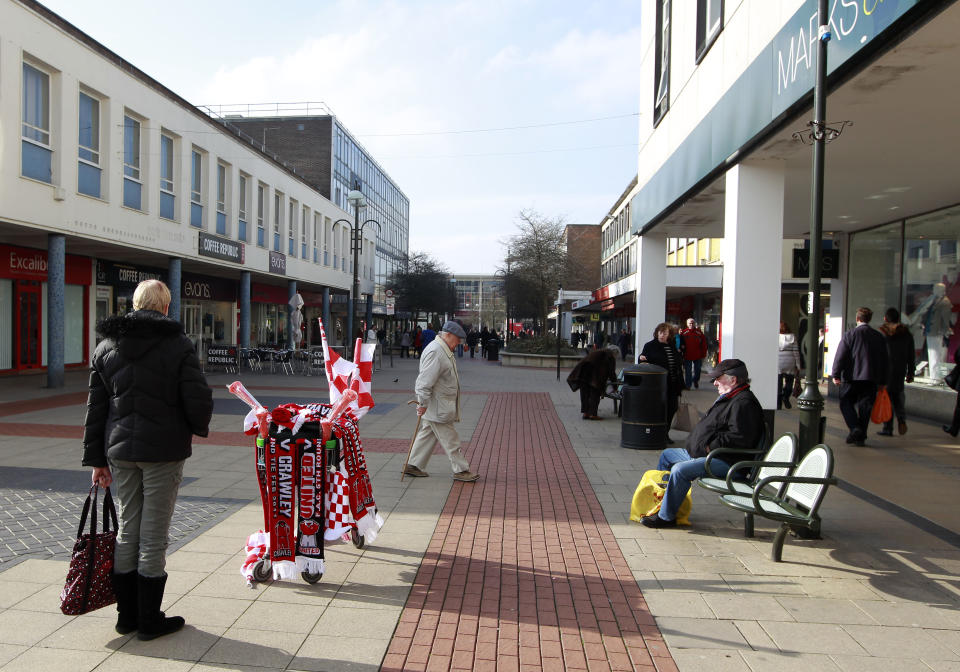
[722,161,785,411]
[633,234,667,361]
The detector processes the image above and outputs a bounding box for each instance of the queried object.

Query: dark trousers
[838,381,877,438]
[882,382,906,432]
[468,346,475,358]
[777,374,795,409]
[580,387,602,416]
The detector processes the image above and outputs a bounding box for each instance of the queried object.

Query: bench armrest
[752,475,838,513]
[724,461,795,491]
[704,447,764,478]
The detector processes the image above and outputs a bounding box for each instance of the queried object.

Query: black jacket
[833,323,888,384]
[639,339,684,398]
[879,322,915,387]
[82,310,213,467]
[685,386,764,459]
[567,348,617,392]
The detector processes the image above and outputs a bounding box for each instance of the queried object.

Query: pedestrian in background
[466,328,479,358]
[82,279,213,640]
[777,321,801,410]
[639,322,685,443]
[567,345,617,420]
[878,307,915,436]
[832,307,888,446]
[400,329,411,358]
[617,329,631,361]
[679,318,708,389]
[404,321,479,482]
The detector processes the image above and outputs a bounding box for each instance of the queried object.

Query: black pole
[798,0,829,457]
[556,285,562,381]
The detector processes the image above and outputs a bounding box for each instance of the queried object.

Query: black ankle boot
[943,425,958,438]
[137,573,184,641]
[112,571,138,634]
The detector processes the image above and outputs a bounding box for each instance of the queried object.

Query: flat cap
[440,321,467,340]
[709,358,749,381]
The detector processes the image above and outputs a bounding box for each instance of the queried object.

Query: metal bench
[699,432,798,537]
[718,444,835,562]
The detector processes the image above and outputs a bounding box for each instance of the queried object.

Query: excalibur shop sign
[198,231,244,264]
[269,251,286,276]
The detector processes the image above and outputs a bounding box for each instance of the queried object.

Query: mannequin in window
[905,282,954,378]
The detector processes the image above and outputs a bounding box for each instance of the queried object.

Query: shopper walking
[82,279,213,640]
[404,322,479,482]
[679,318,708,389]
[777,322,802,410]
[878,307,915,436]
[832,307,888,446]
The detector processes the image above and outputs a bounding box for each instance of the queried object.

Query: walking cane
[401,399,421,482]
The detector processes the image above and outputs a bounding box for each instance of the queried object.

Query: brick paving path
[382,392,675,672]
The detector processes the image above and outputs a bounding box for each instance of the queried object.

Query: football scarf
[294,426,326,576]
[264,428,298,580]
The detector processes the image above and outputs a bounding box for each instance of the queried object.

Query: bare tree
[501,209,568,333]
[386,252,454,325]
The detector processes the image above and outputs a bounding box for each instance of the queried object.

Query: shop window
[78,91,101,198]
[22,62,52,183]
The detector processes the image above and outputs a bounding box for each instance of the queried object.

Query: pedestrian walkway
[0,358,957,671]
[382,392,670,671]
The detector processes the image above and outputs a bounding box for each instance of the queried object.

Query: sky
[40,0,642,275]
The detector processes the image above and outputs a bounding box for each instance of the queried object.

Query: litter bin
[620,363,667,449]
[486,339,500,361]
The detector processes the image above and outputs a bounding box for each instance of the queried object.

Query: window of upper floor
[22,61,53,184]
[653,0,672,127]
[123,112,144,211]
[77,89,102,198]
[695,0,724,64]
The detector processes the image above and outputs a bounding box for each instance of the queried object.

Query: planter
[500,351,582,369]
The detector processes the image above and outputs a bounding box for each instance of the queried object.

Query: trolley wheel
[351,528,365,549]
[251,559,271,582]
[301,571,322,584]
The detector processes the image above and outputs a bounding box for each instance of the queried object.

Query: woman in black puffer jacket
[82,279,212,641]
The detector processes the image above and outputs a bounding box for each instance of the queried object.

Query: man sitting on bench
[641,358,765,529]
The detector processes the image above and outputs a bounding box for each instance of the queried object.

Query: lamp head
[347,190,366,208]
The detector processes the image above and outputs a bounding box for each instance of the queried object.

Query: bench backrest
[757,432,798,495]
[783,444,833,512]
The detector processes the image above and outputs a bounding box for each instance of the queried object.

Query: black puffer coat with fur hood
[82,310,213,467]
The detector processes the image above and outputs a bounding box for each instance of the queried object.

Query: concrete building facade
[0,0,375,378]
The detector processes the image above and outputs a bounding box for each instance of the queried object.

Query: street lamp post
[556,284,563,381]
[797,0,831,456]
[338,189,380,360]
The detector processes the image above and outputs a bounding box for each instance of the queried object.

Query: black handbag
[59,485,118,615]
[945,366,960,391]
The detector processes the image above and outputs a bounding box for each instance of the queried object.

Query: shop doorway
[16,281,42,369]
[182,303,202,356]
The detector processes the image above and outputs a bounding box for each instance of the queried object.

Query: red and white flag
[318,318,375,420]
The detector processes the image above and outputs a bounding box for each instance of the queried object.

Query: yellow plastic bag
[629,469,692,526]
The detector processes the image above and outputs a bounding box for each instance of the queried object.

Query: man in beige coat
[404,321,479,482]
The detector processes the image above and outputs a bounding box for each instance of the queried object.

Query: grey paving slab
[841,624,960,660]
[705,594,795,621]
[672,648,751,672]
[656,616,751,650]
[741,651,843,671]
[758,621,867,655]
[830,654,941,672]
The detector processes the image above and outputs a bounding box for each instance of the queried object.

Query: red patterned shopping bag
[60,485,118,615]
